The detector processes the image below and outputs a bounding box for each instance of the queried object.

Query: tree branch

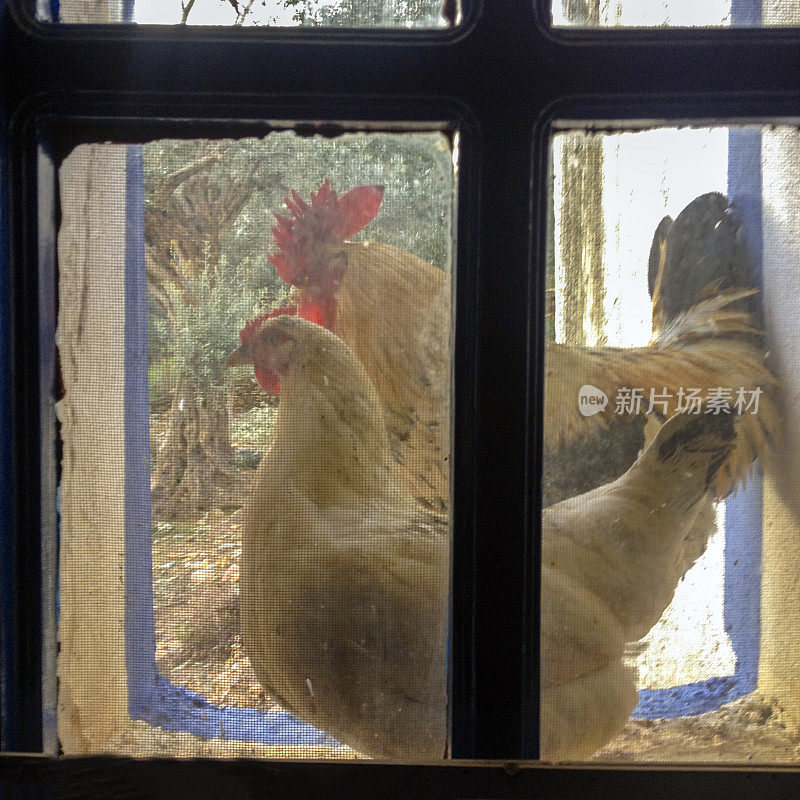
[235,0,258,25]
[180,0,197,24]
[153,141,226,209]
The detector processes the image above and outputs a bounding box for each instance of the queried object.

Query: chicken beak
[226,346,251,368]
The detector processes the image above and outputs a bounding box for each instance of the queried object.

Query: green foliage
[147,294,173,359]
[144,131,455,394]
[170,277,254,398]
[149,355,178,410]
[219,132,454,271]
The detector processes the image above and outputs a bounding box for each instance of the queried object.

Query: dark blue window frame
[3,0,800,795]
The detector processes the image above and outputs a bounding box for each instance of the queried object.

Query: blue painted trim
[725,125,764,697]
[634,676,748,720]
[732,0,761,27]
[123,145,335,746]
[124,144,159,712]
[724,465,762,693]
[135,676,339,746]
[728,128,764,285]
[122,0,134,23]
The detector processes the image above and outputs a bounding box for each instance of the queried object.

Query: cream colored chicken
[541,411,737,761]
[227,314,448,760]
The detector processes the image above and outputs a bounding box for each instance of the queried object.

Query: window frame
[3,0,800,793]
[61,119,469,749]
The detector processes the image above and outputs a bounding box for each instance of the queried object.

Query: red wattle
[254,363,280,394]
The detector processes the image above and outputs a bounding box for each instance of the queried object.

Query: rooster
[228,314,744,760]
[265,182,776,511]
[545,191,775,507]
[543,193,780,655]
[544,286,776,499]
[226,314,449,760]
[268,179,450,514]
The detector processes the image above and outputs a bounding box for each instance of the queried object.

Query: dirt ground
[150,406,272,712]
[152,505,274,712]
[593,692,800,764]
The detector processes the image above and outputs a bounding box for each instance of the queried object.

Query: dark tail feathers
[649,192,759,327]
[654,412,737,493]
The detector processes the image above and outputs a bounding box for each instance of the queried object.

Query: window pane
[542,124,798,763]
[551,0,798,27]
[55,130,454,757]
[44,0,459,28]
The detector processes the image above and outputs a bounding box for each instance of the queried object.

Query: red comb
[268,179,384,286]
[239,304,297,345]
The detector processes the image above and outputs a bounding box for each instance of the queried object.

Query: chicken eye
[272,331,293,346]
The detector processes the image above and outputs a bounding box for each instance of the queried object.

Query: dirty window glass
[551,0,797,27]
[542,125,797,763]
[41,0,459,28]
[55,131,455,758]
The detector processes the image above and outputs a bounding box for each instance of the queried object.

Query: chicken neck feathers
[316,239,452,513]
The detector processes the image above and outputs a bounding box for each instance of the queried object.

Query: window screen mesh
[55,132,454,758]
[552,0,800,27]
[542,125,800,764]
[51,124,800,763]
[45,0,458,28]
